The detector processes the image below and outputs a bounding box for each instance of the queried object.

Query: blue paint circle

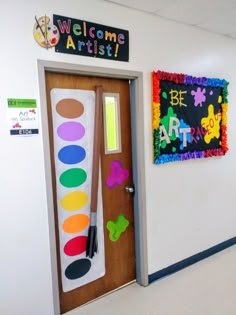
[65,258,91,280]
[58,145,86,164]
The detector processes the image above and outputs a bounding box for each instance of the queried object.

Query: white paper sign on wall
[7,98,39,136]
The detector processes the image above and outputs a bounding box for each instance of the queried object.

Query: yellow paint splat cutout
[201,104,221,144]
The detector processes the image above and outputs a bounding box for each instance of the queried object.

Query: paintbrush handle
[35,16,45,39]
[90,86,103,213]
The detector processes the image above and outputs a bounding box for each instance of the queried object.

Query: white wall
[1,1,236,314]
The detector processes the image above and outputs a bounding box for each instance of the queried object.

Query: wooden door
[45,72,136,314]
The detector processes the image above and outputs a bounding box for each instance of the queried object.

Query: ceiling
[103,0,236,40]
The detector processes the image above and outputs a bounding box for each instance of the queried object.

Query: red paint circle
[64,236,87,256]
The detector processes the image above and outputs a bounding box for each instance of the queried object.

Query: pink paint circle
[57,121,85,141]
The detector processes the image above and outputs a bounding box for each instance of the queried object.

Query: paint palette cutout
[33,16,60,48]
[50,88,105,292]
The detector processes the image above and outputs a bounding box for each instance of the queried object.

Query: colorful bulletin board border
[152,70,229,165]
[53,14,129,62]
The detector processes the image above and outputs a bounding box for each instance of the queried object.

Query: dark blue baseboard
[149,237,236,284]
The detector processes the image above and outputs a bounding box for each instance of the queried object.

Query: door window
[103,93,122,154]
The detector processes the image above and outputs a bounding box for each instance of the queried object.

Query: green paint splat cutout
[106,214,129,242]
[162,91,168,99]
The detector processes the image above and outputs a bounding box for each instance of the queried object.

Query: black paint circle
[65,258,91,280]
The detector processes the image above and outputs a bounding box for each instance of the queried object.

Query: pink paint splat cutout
[106,160,129,188]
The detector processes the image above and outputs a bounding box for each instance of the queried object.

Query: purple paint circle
[57,122,85,141]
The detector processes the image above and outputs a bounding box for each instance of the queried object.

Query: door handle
[125,185,135,194]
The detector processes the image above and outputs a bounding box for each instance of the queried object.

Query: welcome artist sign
[53,14,129,62]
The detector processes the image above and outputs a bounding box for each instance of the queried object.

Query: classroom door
[45,72,136,314]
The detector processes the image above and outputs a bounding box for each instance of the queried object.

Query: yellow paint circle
[61,191,88,211]
[34,33,41,40]
[63,214,90,233]
[218,95,222,103]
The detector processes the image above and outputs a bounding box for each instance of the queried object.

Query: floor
[66,245,236,315]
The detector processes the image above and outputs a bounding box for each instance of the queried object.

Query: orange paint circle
[63,214,90,234]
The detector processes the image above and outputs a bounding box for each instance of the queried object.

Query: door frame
[37,59,148,315]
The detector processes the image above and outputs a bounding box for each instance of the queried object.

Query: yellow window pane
[103,94,121,154]
[106,98,117,150]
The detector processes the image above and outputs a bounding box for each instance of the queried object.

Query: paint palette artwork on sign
[33,15,60,48]
[50,88,105,292]
[152,70,229,165]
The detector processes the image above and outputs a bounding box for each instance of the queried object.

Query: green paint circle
[172,147,177,152]
[60,168,87,188]
[162,91,168,99]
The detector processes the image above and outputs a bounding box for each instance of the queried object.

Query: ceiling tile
[103,0,236,40]
[198,7,236,35]
[103,0,175,13]
[155,0,236,25]
[228,32,236,38]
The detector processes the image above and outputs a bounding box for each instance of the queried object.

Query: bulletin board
[152,71,229,165]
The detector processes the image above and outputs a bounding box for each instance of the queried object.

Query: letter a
[66,35,76,49]
[160,125,171,144]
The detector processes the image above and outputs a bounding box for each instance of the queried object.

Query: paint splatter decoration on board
[33,15,60,48]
